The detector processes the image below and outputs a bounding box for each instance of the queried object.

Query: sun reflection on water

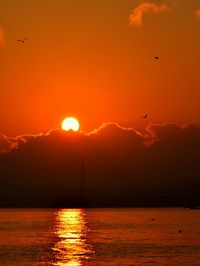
[52,209,94,266]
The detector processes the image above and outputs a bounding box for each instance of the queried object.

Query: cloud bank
[0,122,200,207]
[129,2,170,26]
[0,134,14,152]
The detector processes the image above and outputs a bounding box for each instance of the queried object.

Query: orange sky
[1,0,200,136]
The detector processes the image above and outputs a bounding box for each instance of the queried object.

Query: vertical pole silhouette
[80,158,86,204]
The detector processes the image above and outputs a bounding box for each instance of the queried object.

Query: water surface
[0,208,200,265]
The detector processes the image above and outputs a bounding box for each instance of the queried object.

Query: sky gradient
[1,0,200,136]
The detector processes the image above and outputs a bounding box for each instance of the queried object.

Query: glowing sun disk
[62,117,80,132]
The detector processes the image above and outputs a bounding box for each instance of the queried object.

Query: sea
[0,208,200,265]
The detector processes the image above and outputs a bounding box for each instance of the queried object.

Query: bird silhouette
[154,56,159,60]
[142,114,148,119]
[17,38,28,43]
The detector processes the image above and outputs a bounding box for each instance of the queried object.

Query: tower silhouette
[80,158,86,204]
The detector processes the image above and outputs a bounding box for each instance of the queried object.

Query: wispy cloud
[129,2,170,27]
[195,9,200,20]
[0,25,6,47]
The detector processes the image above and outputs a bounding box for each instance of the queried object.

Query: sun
[61,117,80,132]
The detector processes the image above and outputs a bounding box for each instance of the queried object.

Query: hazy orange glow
[62,117,80,132]
[1,1,200,136]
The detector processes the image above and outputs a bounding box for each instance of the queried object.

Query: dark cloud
[0,123,200,207]
[0,134,15,152]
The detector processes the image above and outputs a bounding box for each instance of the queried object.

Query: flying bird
[17,38,28,43]
[142,114,149,119]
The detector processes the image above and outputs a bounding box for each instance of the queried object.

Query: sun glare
[61,117,80,132]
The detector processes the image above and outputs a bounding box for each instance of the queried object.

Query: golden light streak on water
[52,209,94,266]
